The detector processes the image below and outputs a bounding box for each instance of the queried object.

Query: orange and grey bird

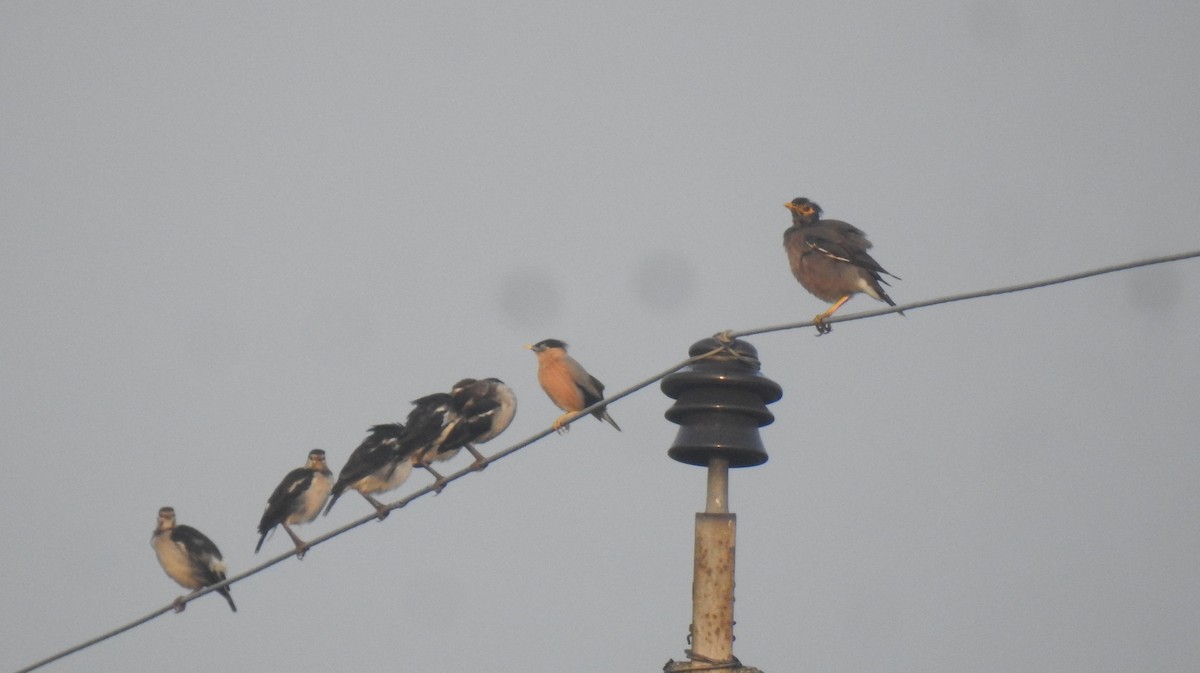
[256,449,333,559]
[324,423,415,520]
[151,506,237,613]
[526,339,620,433]
[783,197,901,335]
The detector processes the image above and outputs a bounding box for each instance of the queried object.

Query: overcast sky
[3,2,1199,672]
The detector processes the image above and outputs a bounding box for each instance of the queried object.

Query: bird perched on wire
[324,423,415,520]
[783,197,901,335]
[256,449,333,559]
[151,506,237,613]
[526,339,620,433]
[431,377,518,470]
[399,392,459,492]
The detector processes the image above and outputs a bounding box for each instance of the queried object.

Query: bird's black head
[529,339,568,353]
[784,197,822,226]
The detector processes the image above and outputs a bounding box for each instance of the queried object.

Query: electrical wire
[13,249,1199,673]
[727,250,1200,339]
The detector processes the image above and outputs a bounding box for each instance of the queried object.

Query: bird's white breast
[291,472,333,524]
[357,460,413,495]
[152,532,201,590]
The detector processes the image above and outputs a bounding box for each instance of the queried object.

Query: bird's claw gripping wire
[812,315,833,335]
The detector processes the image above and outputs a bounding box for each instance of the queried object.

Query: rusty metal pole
[692,458,735,662]
[662,338,781,673]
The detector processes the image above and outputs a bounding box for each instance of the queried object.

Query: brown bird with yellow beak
[527,339,620,433]
[783,197,901,335]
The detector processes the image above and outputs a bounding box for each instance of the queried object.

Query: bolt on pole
[661,338,782,673]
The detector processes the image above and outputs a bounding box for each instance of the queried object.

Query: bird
[526,339,620,433]
[324,423,416,520]
[783,197,901,335]
[151,506,237,613]
[256,449,333,559]
[432,377,518,470]
[399,392,459,492]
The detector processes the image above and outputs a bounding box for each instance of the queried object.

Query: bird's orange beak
[784,202,799,211]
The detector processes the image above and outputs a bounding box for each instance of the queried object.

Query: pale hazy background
[3,3,1198,672]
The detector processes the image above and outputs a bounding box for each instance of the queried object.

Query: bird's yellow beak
[784,202,798,211]
[524,344,534,350]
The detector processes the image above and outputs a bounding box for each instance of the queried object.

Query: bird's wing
[577,370,607,409]
[462,392,502,418]
[259,467,314,532]
[333,424,408,490]
[805,220,897,278]
[449,381,516,446]
[171,525,226,579]
[401,394,454,453]
[440,406,498,451]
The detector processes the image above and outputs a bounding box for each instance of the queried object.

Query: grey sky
[3,2,1198,672]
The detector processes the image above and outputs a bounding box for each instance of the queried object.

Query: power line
[727,250,1200,339]
[13,249,1199,673]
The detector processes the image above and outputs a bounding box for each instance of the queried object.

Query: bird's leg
[172,596,189,613]
[420,463,449,494]
[282,522,310,559]
[813,295,851,336]
[464,443,488,471]
[552,412,575,434]
[414,447,433,469]
[360,492,391,521]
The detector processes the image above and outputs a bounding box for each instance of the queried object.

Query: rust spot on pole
[692,512,736,663]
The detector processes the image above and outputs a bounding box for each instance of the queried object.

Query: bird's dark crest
[532,338,568,351]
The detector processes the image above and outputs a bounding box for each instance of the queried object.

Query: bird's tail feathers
[878,289,905,317]
[323,492,342,516]
[219,587,237,613]
[597,409,621,431]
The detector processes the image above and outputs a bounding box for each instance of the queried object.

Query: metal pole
[691,458,736,664]
[662,337,780,673]
[706,458,729,514]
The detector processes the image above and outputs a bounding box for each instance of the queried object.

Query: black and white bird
[324,423,415,520]
[256,449,333,559]
[399,392,458,492]
[433,378,517,470]
[151,506,237,612]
